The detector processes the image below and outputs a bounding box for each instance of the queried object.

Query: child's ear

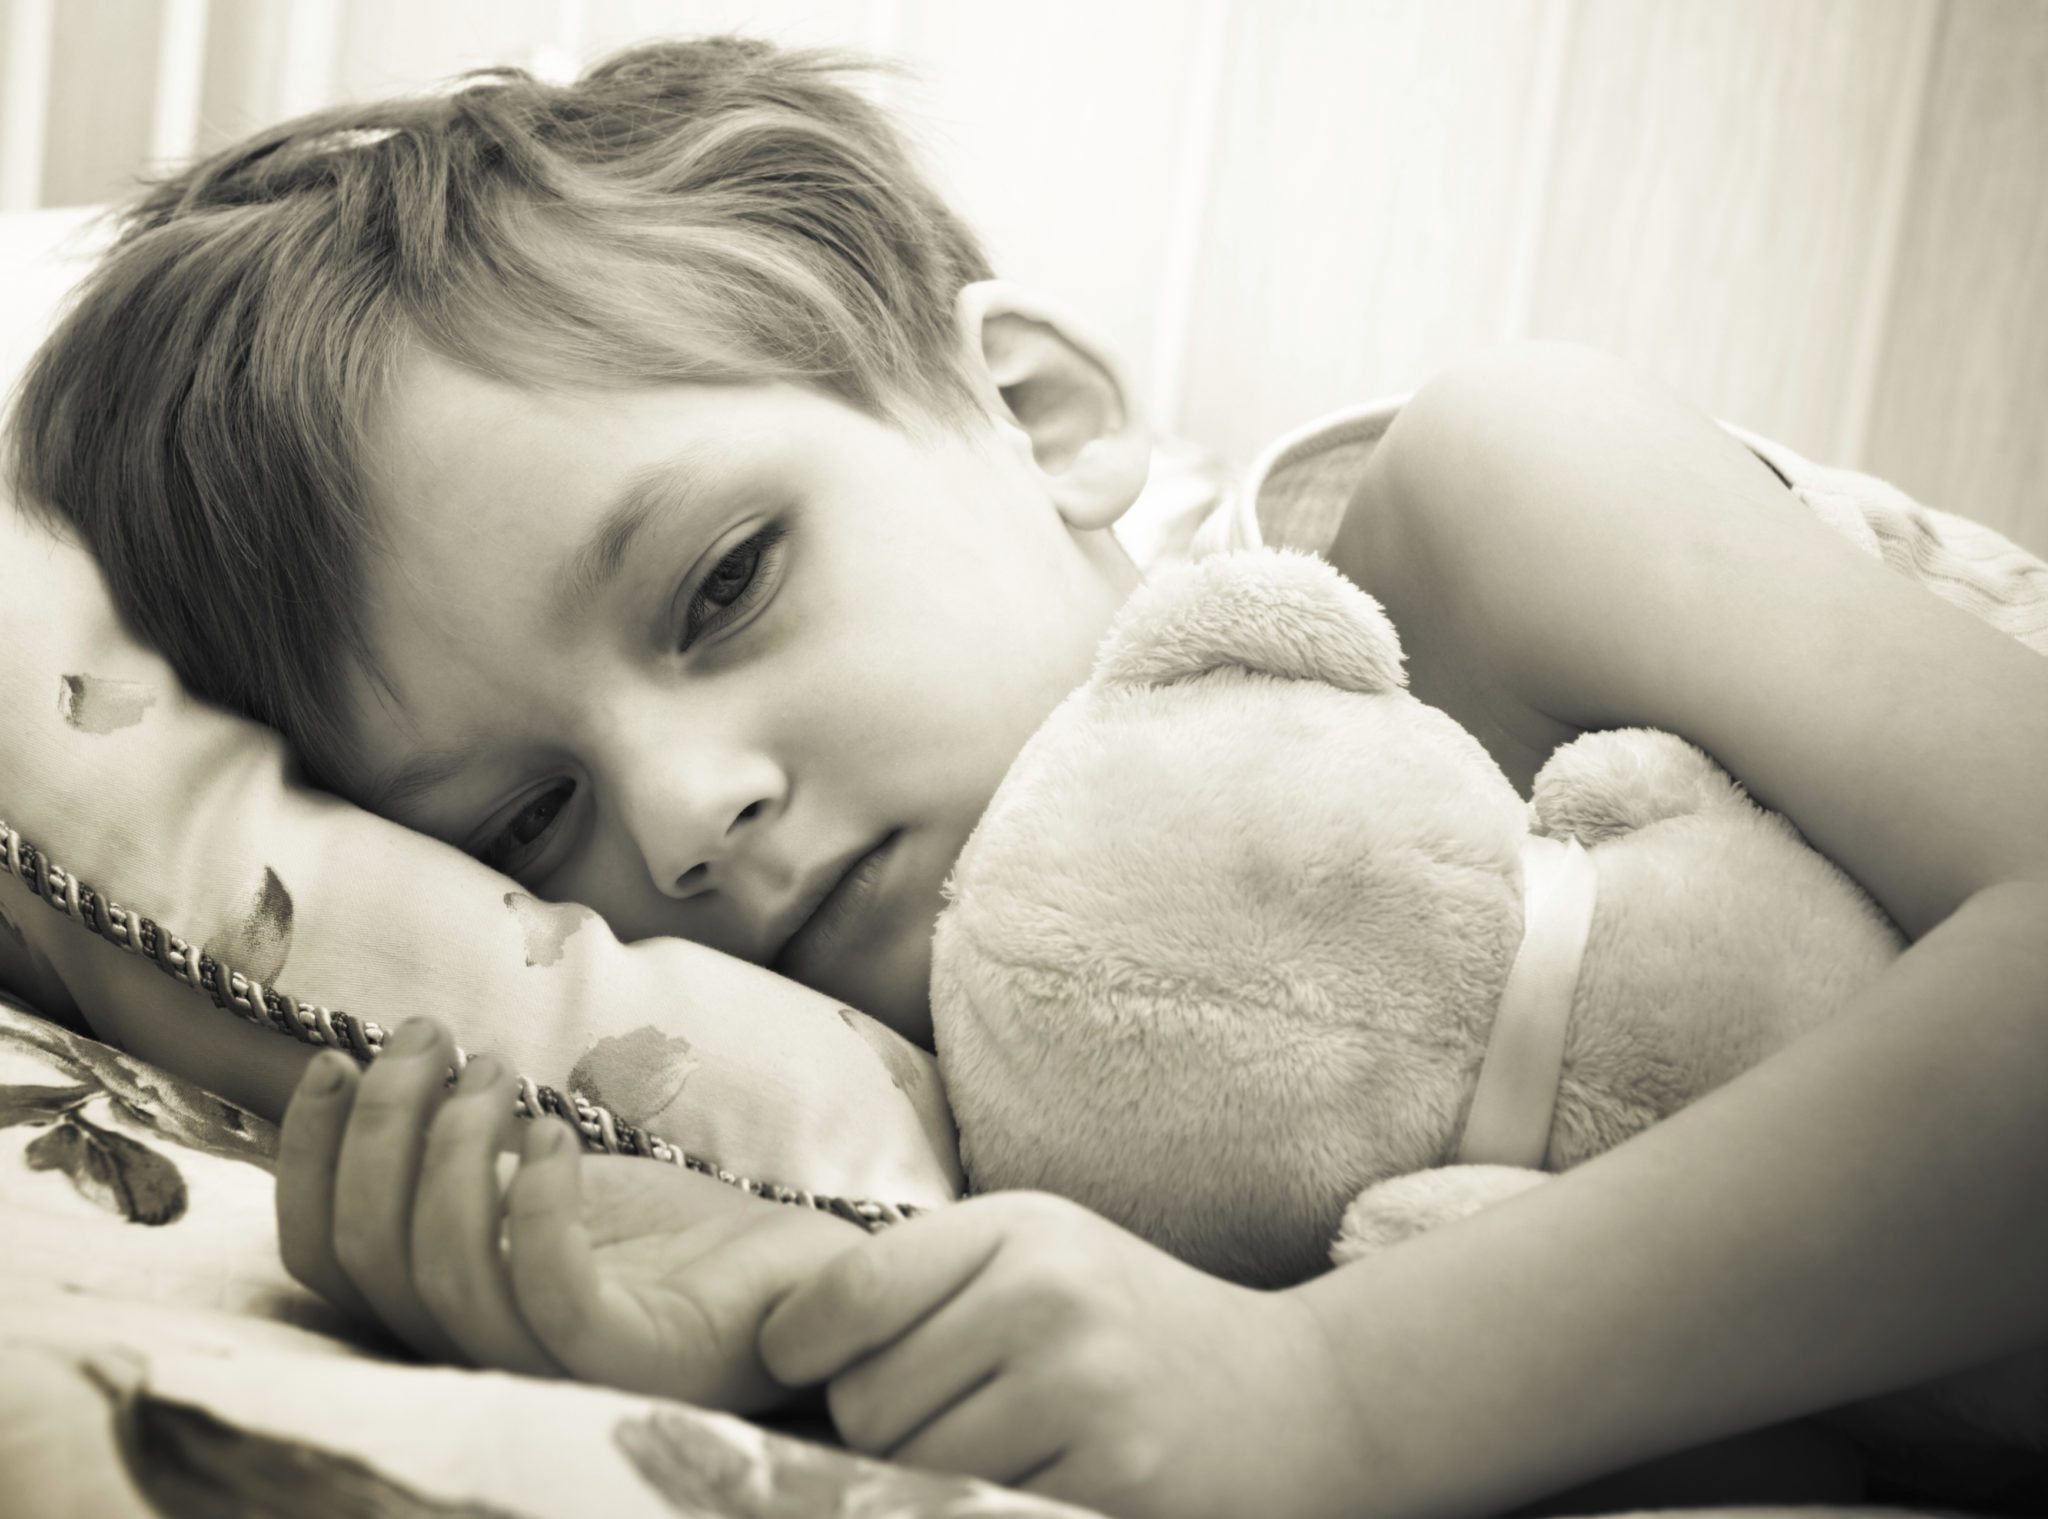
[955,280,1152,531]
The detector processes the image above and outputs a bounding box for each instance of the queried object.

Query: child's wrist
[1283,1275,1442,1519]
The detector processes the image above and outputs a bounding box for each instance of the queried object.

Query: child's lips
[770,831,899,978]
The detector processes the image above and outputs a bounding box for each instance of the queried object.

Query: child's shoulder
[1331,341,1799,714]
[1364,340,1790,542]
[1314,341,1781,791]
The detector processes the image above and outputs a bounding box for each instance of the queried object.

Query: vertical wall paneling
[1525,0,1936,464]
[39,0,163,207]
[543,0,588,78]
[1864,0,2048,553]
[197,0,285,153]
[1178,0,1555,474]
[888,0,1210,430]
[577,1,888,63]
[863,0,904,68]
[199,0,341,148]
[329,0,561,102]
[148,0,209,169]
[1834,0,1942,472]
[1148,0,1233,436]
[0,0,54,210]
[274,0,342,120]
[1494,0,1575,342]
[516,0,580,82]
[3,0,2044,547]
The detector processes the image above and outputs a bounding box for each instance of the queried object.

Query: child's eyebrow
[362,738,487,819]
[549,452,717,629]
[365,448,731,818]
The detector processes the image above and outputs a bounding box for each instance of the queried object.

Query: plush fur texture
[932,548,1900,1285]
[928,546,2042,1465]
[932,551,1527,1286]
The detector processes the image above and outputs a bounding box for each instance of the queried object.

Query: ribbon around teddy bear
[1454,835,1599,1171]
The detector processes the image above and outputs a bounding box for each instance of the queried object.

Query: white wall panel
[4,0,2045,548]
[147,0,208,166]
[1865,0,2048,551]
[576,0,890,59]
[1175,0,1555,472]
[887,0,1214,426]
[37,0,162,207]
[328,0,561,101]
[0,0,56,209]
[1525,0,1938,468]
[197,0,333,152]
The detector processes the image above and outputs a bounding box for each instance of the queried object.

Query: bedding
[0,995,1971,1517]
[0,995,1101,1517]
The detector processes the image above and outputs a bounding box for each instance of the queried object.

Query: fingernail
[529,1119,572,1158]
[303,1052,348,1094]
[387,1019,437,1055]
[457,1053,501,1090]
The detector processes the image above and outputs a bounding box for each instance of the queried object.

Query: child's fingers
[823,1278,1011,1460]
[884,1370,1068,1491]
[275,1050,378,1324]
[759,1201,1002,1388]
[329,1018,470,1365]
[411,1055,564,1378]
[504,1119,614,1380]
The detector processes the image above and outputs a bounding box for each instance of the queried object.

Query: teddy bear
[926,545,2044,1484]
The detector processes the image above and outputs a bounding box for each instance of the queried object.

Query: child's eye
[682,522,789,649]
[468,525,787,882]
[476,780,575,877]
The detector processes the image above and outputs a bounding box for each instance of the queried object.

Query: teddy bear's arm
[1329,1164,1549,1266]
[1528,727,1751,846]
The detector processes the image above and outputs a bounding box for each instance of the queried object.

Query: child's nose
[616,751,784,902]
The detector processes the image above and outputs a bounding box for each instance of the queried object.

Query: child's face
[339,351,1138,1050]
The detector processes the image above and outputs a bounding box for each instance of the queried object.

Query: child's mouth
[771,830,899,978]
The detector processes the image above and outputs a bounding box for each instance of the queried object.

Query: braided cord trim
[0,817,924,1233]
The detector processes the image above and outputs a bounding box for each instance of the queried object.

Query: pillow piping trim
[0,814,923,1232]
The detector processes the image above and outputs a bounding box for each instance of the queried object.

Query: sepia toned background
[3,0,2044,552]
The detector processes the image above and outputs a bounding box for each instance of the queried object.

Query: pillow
[0,207,959,1214]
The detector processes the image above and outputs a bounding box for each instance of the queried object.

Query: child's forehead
[359,356,960,576]
[378,349,624,450]
[370,352,758,505]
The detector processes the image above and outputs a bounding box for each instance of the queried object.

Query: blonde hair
[8,36,993,787]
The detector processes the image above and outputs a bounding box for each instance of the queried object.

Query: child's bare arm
[1301,341,2048,1515]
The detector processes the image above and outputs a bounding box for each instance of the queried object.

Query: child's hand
[275,1017,867,1412]
[758,1191,1363,1519]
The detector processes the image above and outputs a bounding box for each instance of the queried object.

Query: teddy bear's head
[930,549,1531,1286]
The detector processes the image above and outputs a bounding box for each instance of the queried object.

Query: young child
[11,36,2047,1519]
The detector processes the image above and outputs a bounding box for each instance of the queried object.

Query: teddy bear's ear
[1093,547,1407,694]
